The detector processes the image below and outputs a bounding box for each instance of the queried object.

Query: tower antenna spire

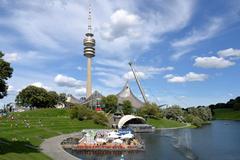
[88,1,92,33]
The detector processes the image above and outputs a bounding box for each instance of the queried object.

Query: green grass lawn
[0,108,106,160]
[213,108,240,120]
[147,118,186,128]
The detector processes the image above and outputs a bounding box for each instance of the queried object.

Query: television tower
[83,3,95,98]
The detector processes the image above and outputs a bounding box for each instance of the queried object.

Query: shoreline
[155,123,192,130]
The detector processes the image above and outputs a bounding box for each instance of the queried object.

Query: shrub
[163,105,184,121]
[137,103,162,119]
[70,106,78,119]
[93,112,109,126]
[70,105,93,121]
[122,100,133,115]
[233,103,240,110]
[192,116,204,128]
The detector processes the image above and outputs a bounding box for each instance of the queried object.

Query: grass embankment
[0,108,106,160]
[213,108,240,120]
[147,118,186,128]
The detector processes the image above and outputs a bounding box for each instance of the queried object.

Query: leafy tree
[233,103,240,110]
[15,86,59,108]
[138,103,162,119]
[187,107,212,121]
[48,91,59,107]
[58,93,67,103]
[93,112,109,126]
[0,51,13,99]
[102,95,118,113]
[192,116,204,128]
[163,105,184,121]
[122,100,133,115]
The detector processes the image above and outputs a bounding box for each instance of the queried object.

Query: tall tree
[16,86,60,108]
[102,95,118,113]
[0,51,13,99]
[122,100,133,115]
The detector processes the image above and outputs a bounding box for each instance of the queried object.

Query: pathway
[40,132,81,160]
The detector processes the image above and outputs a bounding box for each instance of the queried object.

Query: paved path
[40,132,81,160]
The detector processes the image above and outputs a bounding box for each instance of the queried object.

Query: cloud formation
[3,53,21,62]
[54,74,84,88]
[164,72,208,83]
[194,56,235,68]
[217,48,240,58]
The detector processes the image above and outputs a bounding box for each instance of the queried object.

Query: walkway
[40,132,81,160]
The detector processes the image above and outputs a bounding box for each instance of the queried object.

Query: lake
[65,120,240,160]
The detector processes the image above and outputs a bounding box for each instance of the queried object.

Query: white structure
[117,82,144,109]
[83,4,96,98]
[118,115,146,129]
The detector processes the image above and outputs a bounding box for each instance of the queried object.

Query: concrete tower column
[86,57,92,98]
[83,3,95,98]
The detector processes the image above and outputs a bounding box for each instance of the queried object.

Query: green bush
[137,103,162,119]
[93,112,109,126]
[70,106,79,119]
[184,114,195,123]
[122,100,133,115]
[192,116,204,128]
[233,103,240,110]
[70,105,93,121]
[163,105,184,121]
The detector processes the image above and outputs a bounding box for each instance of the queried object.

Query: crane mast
[128,62,148,104]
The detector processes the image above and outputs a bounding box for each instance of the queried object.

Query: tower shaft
[86,57,92,98]
[83,1,95,98]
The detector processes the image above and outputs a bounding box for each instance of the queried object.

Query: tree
[0,51,13,99]
[122,100,133,115]
[58,93,67,103]
[163,105,184,121]
[102,95,118,113]
[15,86,60,108]
[137,103,162,119]
[93,112,109,126]
[233,103,240,110]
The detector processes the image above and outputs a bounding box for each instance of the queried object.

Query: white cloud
[95,72,125,88]
[165,72,208,83]
[123,71,146,80]
[3,53,21,62]
[171,18,223,59]
[54,74,84,88]
[75,88,86,96]
[31,82,51,90]
[217,48,240,58]
[194,56,235,68]
[7,85,14,92]
[100,9,142,41]
[172,18,223,48]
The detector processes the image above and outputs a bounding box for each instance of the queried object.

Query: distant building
[116,82,144,109]
[81,90,104,109]
[66,94,82,104]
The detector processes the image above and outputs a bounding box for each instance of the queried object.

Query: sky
[0,0,240,108]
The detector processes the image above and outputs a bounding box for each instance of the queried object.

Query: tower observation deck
[83,3,95,98]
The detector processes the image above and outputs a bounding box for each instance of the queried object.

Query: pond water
[65,120,240,160]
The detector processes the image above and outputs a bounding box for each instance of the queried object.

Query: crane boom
[128,62,148,103]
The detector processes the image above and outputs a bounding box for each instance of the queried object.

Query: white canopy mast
[128,62,148,104]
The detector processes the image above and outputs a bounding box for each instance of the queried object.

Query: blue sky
[0,0,240,108]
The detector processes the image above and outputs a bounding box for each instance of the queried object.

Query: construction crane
[128,62,148,104]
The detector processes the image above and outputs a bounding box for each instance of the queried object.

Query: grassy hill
[0,108,187,160]
[147,118,186,128]
[0,108,106,160]
[213,108,240,120]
